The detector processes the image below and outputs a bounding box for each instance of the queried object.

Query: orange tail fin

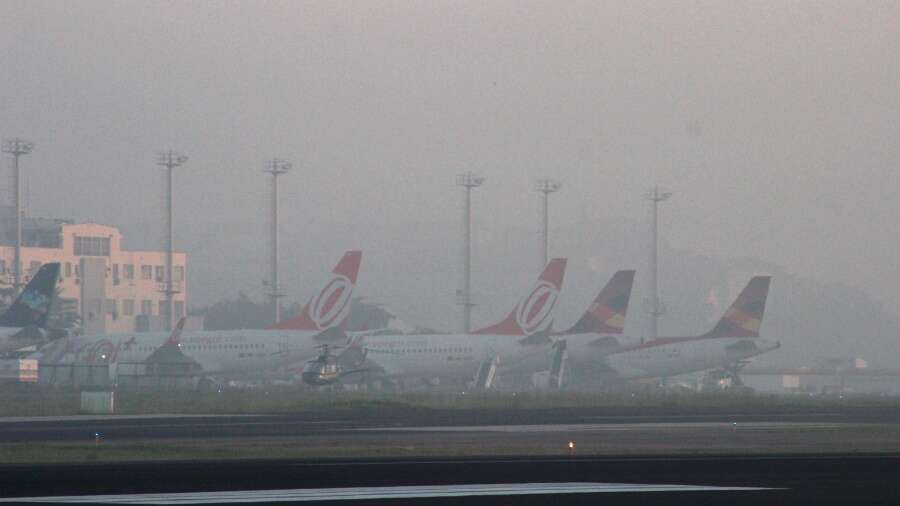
[562,270,635,335]
[704,276,771,338]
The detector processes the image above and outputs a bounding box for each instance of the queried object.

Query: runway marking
[0,414,272,424]
[0,482,774,503]
[356,422,850,433]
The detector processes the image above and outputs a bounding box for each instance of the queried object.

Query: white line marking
[355,422,849,433]
[1,482,774,504]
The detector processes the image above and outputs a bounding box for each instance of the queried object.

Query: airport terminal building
[0,207,186,334]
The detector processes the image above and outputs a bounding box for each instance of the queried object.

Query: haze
[1,1,899,364]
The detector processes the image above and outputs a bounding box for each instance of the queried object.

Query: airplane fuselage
[33,329,327,379]
[360,332,779,386]
[360,333,555,381]
[567,334,781,380]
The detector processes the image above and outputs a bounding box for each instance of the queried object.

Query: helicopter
[301,340,369,386]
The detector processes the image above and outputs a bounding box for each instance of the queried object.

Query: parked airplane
[522,269,637,388]
[0,262,60,354]
[553,269,637,369]
[33,252,362,382]
[354,259,568,389]
[580,276,779,386]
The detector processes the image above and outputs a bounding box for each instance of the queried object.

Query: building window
[141,300,153,315]
[158,301,168,316]
[141,265,152,280]
[73,236,111,256]
[123,299,135,316]
[106,299,117,319]
[112,264,119,285]
[155,266,164,282]
[123,264,134,280]
[174,301,185,318]
[174,266,184,282]
[65,262,72,277]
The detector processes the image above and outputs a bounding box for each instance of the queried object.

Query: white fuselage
[361,332,779,385]
[33,329,327,379]
[360,333,555,381]
[567,335,781,380]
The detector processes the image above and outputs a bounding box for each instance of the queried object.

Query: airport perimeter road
[0,454,898,504]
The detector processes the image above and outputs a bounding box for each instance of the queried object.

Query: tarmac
[2,411,900,503]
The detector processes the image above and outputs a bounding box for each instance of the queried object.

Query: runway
[2,410,900,444]
[2,411,900,464]
[2,411,899,503]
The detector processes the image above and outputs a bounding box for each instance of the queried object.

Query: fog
[2,1,899,366]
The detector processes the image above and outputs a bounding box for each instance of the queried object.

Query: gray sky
[2,1,899,316]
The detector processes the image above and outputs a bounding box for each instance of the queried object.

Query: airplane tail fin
[704,276,771,338]
[163,317,187,347]
[0,262,60,328]
[472,258,567,336]
[561,270,635,335]
[268,251,362,331]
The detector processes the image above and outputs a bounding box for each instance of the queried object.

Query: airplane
[514,269,636,388]
[355,258,568,389]
[551,269,636,368]
[476,268,638,388]
[33,251,362,383]
[576,276,779,387]
[0,262,61,354]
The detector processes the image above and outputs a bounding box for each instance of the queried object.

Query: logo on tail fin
[515,280,559,335]
[268,251,362,331]
[705,276,771,338]
[472,258,567,336]
[20,290,51,318]
[309,275,353,329]
[562,270,635,335]
[0,262,60,328]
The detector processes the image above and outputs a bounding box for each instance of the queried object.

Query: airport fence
[39,362,199,390]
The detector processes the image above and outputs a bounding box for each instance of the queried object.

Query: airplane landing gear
[702,360,751,391]
[472,354,500,390]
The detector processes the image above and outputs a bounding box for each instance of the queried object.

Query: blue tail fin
[0,263,60,328]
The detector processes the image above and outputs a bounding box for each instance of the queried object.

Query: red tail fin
[268,251,362,331]
[163,317,187,346]
[561,270,635,335]
[472,258,567,336]
[704,276,771,338]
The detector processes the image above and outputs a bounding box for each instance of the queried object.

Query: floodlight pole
[534,179,561,269]
[456,172,484,333]
[157,150,187,331]
[645,186,671,340]
[264,159,290,324]
[2,138,34,294]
